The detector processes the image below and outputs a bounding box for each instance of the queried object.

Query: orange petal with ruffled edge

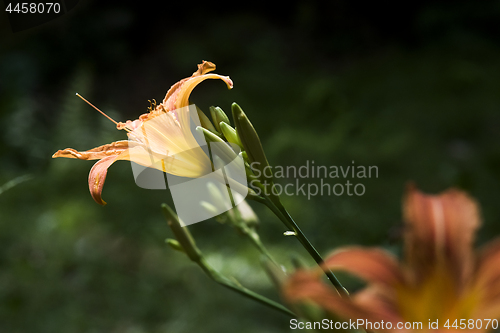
[85,145,153,205]
[403,184,480,284]
[54,143,142,205]
[88,155,119,205]
[53,141,131,205]
[115,61,233,132]
[162,61,233,112]
[52,140,129,160]
[323,247,405,288]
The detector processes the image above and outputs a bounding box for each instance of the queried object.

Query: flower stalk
[162,203,296,318]
[262,196,349,297]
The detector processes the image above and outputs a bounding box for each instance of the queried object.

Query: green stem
[195,257,296,318]
[262,197,349,297]
[163,203,296,317]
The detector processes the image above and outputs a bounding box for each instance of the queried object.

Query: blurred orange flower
[52,61,233,205]
[285,185,500,332]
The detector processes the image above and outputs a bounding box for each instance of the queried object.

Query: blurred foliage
[1,0,500,332]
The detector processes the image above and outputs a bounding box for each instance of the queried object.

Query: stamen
[147,99,157,112]
[76,93,131,132]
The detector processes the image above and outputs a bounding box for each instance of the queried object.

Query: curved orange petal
[52,141,129,160]
[115,61,232,131]
[162,61,233,111]
[88,155,121,205]
[323,247,404,288]
[86,146,160,205]
[53,141,133,205]
[403,184,480,285]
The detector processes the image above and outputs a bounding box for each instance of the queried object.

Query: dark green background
[1,1,500,332]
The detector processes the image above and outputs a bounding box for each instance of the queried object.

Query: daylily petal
[85,143,212,205]
[88,155,121,205]
[162,61,233,112]
[128,145,213,179]
[403,184,480,285]
[323,247,405,288]
[125,106,213,178]
[473,239,500,317]
[52,140,129,160]
[475,240,500,290]
[116,61,232,131]
[353,286,405,325]
[396,265,479,326]
[284,271,401,331]
[86,146,153,205]
[53,141,133,205]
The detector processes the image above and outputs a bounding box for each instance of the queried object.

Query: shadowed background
[1,1,500,332]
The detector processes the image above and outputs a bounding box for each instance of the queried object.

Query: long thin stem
[262,197,349,297]
[163,204,296,317]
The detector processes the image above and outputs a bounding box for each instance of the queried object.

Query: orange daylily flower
[52,61,233,205]
[285,184,500,332]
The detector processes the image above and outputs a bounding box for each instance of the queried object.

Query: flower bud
[231,103,276,198]
[200,201,220,216]
[196,106,218,134]
[220,122,243,150]
[166,239,185,253]
[196,126,241,167]
[234,195,259,228]
[206,182,228,208]
[210,106,230,133]
[162,203,202,262]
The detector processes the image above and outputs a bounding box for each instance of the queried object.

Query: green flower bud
[200,201,220,216]
[206,182,228,208]
[196,106,218,134]
[209,106,230,133]
[231,103,277,200]
[162,203,202,262]
[231,103,271,177]
[235,197,259,228]
[220,122,243,150]
[166,238,185,253]
[196,126,242,168]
